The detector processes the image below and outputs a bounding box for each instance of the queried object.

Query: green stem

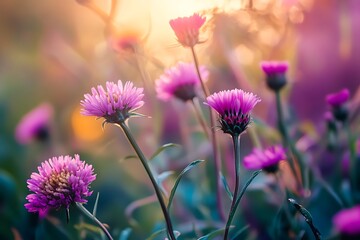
[191,98,210,139]
[275,91,305,194]
[76,203,113,240]
[118,122,176,240]
[345,120,358,195]
[191,46,225,220]
[224,135,241,240]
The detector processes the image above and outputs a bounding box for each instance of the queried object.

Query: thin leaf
[157,171,175,197]
[225,170,261,236]
[119,155,138,162]
[119,228,132,240]
[220,172,233,201]
[92,192,100,217]
[146,228,167,240]
[231,225,250,239]
[167,160,205,211]
[288,198,321,240]
[197,226,234,240]
[149,143,181,161]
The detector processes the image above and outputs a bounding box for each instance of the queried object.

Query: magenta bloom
[326,88,350,107]
[155,62,208,102]
[15,103,53,144]
[333,205,360,235]
[243,145,286,173]
[25,155,96,213]
[205,89,260,136]
[81,80,144,123]
[169,13,206,48]
[260,61,289,91]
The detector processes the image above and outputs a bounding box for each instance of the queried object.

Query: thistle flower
[260,61,289,91]
[326,88,350,122]
[243,145,286,173]
[205,89,260,136]
[169,13,206,48]
[333,205,360,236]
[15,103,53,144]
[25,155,96,213]
[326,89,350,107]
[80,80,144,123]
[155,62,208,102]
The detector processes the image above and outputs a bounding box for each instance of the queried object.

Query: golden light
[71,106,104,142]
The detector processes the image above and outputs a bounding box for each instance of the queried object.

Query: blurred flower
[260,61,289,91]
[25,155,96,213]
[81,80,144,123]
[326,88,350,107]
[169,13,206,48]
[15,103,53,144]
[111,30,142,53]
[333,205,360,236]
[326,88,350,122]
[155,62,208,102]
[205,89,260,136]
[243,145,286,173]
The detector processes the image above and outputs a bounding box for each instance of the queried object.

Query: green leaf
[167,160,205,211]
[149,143,181,161]
[225,170,261,236]
[157,171,175,197]
[125,195,156,227]
[92,192,100,217]
[119,155,138,162]
[197,226,233,240]
[220,172,233,201]
[119,228,132,240]
[231,225,250,239]
[146,228,166,240]
[288,198,321,240]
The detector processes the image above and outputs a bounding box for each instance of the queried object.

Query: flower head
[111,29,142,52]
[326,89,350,107]
[81,80,144,123]
[326,88,350,122]
[15,103,53,144]
[155,62,208,102]
[333,205,360,236]
[169,13,206,48]
[25,155,96,213]
[205,89,260,136]
[260,61,289,91]
[243,145,286,173]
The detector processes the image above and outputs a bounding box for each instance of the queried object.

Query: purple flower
[326,88,350,122]
[326,88,350,107]
[25,155,96,213]
[333,205,360,235]
[243,145,286,173]
[260,61,289,91]
[155,62,208,102]
[169,13,206,48]
[80,80,144,123]
[15,103,53,144]
[260,61,289,75]
[205,89,260,136]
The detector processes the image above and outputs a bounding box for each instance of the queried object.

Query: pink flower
[205,89,260,136]
[169,13,206,48]
[333,205,360,235]
[155,62,208,102]
[260,61,289,91]
[15,103,53,144]
[326,88,350,107]
[80,80,144,123]
[243,145,286,173]
[25,155,96,213]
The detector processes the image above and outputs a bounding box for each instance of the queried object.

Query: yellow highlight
[71,106,103,142]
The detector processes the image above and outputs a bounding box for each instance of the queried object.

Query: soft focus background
[1,0,359,239]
